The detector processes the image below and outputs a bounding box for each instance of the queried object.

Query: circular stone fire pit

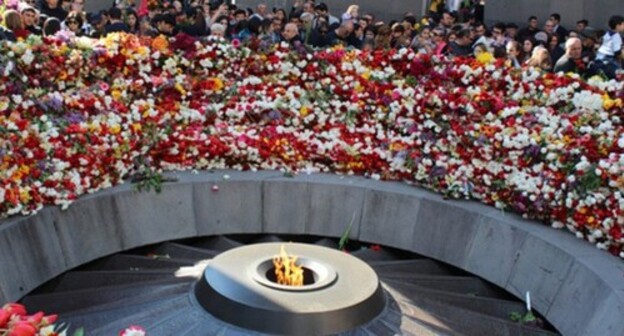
[194,243,386,335]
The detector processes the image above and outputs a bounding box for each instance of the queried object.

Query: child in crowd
[594,15,624,78]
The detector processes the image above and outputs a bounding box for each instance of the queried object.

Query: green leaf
[73,327,85,336]
[338,212,357,250]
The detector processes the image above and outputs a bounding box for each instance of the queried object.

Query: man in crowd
[104,7,129,35]
[517,16,538,42]
[553,37,584,74]
[549,13,567,42]
[448,29,473,56]
[21,6,42,35]
[281,22,300,46]
[39,0,67,21]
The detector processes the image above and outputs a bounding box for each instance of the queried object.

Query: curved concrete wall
[0,171,622,335]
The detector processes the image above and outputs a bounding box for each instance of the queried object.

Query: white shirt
[597,31,622,58]
[446,0,461,12]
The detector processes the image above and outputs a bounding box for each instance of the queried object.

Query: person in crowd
[39,0,67,21]
[250,3,267,20]
[139,16,158,37]
[549,13,567,42]
[521,37,537,63]
[325,19,360,48]
[431,27,448,56]
[341,5,359,22]
[553,37,584,74]
[526,45,552,71]
[438,11,455,34]
[64,10,84,36]
[281,22,300,46]
[21,6,42,36]
[577,19,589,32]
[374,25,391,49]
[299,12,314,44]
[88,13,106,38]
[3,10,27,40]
[593,15,624,78]
[543,19,555,37]
[43,17,61,36]
[517,16,539,42]
[71,0,85,14]
[506,40,522,68]
[447,28,473,57]
[580,28,597,64]
[314,3,339,26]
[505,23,518,41]
[274,8,287,23]
[125,9,139,34]
[104,7,129,35]
[473,42,488,57]
[428,0,444,22]
[490,22,509,52]
[548,34,565,64]
[411,27,434,54]
[210,22,226,38]
[154,13,177,36]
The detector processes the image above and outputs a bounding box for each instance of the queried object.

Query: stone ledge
[0,170,622,336]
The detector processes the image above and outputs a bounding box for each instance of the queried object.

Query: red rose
[8,322,37,336]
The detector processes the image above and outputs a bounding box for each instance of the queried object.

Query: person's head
[300,12,313,27]
[172,0,183,13]
[530,46,551,69]
[337,20,354,37]
[154,14,175,33]
[61,0,72,12]
[528,16,538,29]
[234,9,247,22]
[346,4,359,17]
[419,27,431,39]
[282,22,298,40]
[256,3,267,16]
[506,23,518,38]
[364,26,375,40]
[108,7,122,21]
[274,8,287,21]
[567,30,579,40]
[358,17,368,31]
[473,42,487,56]
[45,0,59,8]
[65,10,83,32]
[302,1,314,14]
[549,34,559,48]
[441,11,455,27]
[608,15,624,32]
[43,17,61,36]
[4,10,23,31]
[544,19,555,34]
[215,15,228,27]
[492,22,505,38]
[473,22,486,37]
[126,9,138,29]
[271,17,283,31]
[432,28,445,42]
[455,28,472,46]
[565,37,582,59]
[20,7,38,27]
[391,23,404,39]
[522,37,535,53]
[71,0,84,12]
[549,13,561,25]
[576,19,588,31]
[447,31,457,43]
[506,40,520,57]
[210,22,225,37]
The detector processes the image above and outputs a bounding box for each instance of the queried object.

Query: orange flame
[273,245,304,286]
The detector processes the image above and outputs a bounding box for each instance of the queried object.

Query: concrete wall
[485,0,621,30]
[0,171,623,336]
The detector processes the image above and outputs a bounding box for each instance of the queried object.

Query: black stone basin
[194,243,386,335]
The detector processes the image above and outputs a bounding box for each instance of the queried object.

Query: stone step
[380,275,510,300]
[389,295,558,336]
[88,296,195,336]
[192,236,244,252]
[351,247,401,262]
[248,234,284,243]
[177,318,229,336]
[380,305,451,336]
[141,242,219,261]
[61,294,189,333]
[383,280,526,320]
[312,237,339,249]
[47,270,188,292]
[370,259,458,276]
[22,281,192,314]
[84,254,197,271]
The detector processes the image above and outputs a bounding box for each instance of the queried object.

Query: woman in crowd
[521,37,536,64]
[64,10,84,36]
[374,25,391,49]
[43,17,61,37]
[125,9,139,34]
[4,9,29,40]
[342,5,358,22]
[526,45,552,71]
[548,34,564,64]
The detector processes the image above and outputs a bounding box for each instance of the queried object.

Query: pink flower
[119,325,146,336]
[232,39,241,48]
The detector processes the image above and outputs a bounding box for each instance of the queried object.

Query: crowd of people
[0,0,622,78]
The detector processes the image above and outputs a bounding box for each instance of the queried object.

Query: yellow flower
[19,188,31,203]
[111,89,122,100]
[300,106,309,117]
[361,71,370,81]
[476,51,494,65]
[175,83,186,95]
[110,124,121,134]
